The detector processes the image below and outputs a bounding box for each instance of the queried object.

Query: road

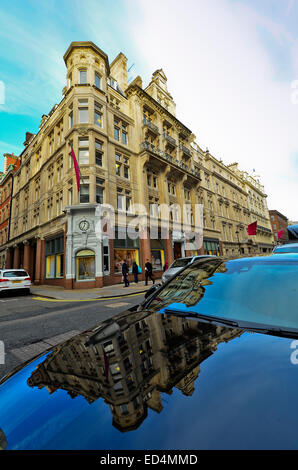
[0,291,144,380]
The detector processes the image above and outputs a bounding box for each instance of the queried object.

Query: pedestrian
[132,261,139,283]
[145,259,155,285]
[122,260,130,287]
[163,261,169,271]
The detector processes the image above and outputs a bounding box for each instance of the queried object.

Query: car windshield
[148,257,298,331]
[274,245,298,253]
[170,258,192,268]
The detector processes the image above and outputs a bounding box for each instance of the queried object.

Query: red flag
[277,230,283,239]
[248,221,257,235]
[70,143,81,192]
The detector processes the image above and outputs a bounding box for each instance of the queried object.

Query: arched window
[76,250,95,281]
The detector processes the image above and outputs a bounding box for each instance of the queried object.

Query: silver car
[0,269,31,295]
[161,255,217,283]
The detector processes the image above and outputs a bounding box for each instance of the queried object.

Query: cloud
[129,0,298,219]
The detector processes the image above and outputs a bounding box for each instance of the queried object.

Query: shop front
[203,238,220,256]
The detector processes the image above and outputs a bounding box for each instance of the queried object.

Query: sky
[0,0,298,219]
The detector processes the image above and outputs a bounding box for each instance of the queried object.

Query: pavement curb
[31,289,148,301]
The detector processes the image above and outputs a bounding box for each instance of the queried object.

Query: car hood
[1,309,298,450]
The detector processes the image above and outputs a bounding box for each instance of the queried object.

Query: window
[56,191,63,216]
[57,157,63,183]
[114,118,120,141]
[122,123,128,145]
[47,196,53,220]
[48,166,54,189]
[76,249,95,281]
[114,117,128,145]
[115,153,130,179]
[79,138,89,165]
[78,99,88,123]
[103,238,109,273]
[95,72,101,89]
[117,188,131,212]
[94,102,103,127]
[80,183,89,204]
[95,140,103,166]
[79,69,87,84]
[96,178,104,204]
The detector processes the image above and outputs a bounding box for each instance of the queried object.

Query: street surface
[0,291,144,380]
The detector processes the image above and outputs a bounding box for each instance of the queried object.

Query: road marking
[106,302,130,308]
[10,330,80,362]
[32,291,146,302]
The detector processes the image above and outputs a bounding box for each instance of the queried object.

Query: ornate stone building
[0,41,273,288]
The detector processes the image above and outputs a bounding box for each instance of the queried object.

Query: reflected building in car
[27,309,241,432]
[0,427,7,450]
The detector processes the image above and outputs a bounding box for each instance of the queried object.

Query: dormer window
[79,69,87,84]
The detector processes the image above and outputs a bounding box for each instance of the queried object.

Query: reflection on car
[2,254,298,449]
[161,255,216,283]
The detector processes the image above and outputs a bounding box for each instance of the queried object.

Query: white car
[161,255,217,283]
[0,269,31,295]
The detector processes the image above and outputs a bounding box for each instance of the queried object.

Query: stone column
[23,241,31,275]
[34,238,42,285]
[13,245,20,269]
[5,248,12,269]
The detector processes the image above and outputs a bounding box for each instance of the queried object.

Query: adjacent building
[269,210,289,243]
[0,41,274,288]
[0,153,21,268]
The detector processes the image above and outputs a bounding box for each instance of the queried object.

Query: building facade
[0,153,21,268]
[1,41,274,288]
[269,210,289,244]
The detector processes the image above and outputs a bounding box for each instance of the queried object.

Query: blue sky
[1,0,298,218]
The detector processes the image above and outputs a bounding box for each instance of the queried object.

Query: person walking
[163,261,169,271]
[122,260,130,287]
[132,261,139,284]
[145,259,155,285]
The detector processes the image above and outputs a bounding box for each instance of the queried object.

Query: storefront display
[76,249,95,280]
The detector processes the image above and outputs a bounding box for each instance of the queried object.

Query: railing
[163,132,176,146]
[179,143,192,157]
[140,142,201,180]
[143,118,159,133]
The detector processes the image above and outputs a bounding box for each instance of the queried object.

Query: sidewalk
[30,279,160,301]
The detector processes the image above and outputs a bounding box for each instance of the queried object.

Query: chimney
[24,132,34,147]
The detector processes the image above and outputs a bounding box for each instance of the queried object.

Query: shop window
[114,227,139,275]
[150,238,165,271]
[45,235,64,279]
[76,250,95,281]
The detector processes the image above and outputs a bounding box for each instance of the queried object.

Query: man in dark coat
[122,260,130,287]
[145,259,155,286]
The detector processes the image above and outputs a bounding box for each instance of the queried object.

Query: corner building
[7,42,202,288]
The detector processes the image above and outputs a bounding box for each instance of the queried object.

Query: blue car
[1,254,298,450]
[273,243,298,254]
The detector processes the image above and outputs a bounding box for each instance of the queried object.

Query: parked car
[161,255,216,283]
[2,254,298,449]
[0,269,31,295]
[273,243,298,254]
